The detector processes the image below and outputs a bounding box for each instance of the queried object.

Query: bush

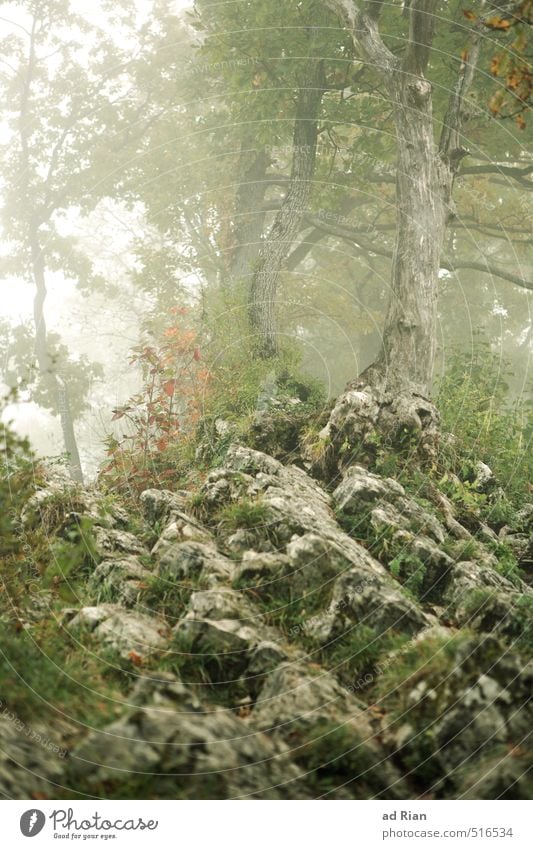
[0,417,35,558]
[100,308,210,497]
[436,342,532,505]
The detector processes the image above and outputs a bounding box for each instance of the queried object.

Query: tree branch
[440,258,533,292]
[403,1,438,76]
[325,0,398,75]
[290,212,533,292]
[458,162,533,188]
[439,3,484,159]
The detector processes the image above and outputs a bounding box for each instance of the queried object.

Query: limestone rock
[68,675,310,799]
[151,511,212,556]
[88,556,153,607]
[140,488,190,526]
[94,526,146,558]
[333,465,446,544]
[157,541,235,584]
[64,604,168,660]
[0,716,67,799]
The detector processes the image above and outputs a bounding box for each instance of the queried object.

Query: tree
[0,0,135,480]
[325,1,482,392]
[309,0,497,468]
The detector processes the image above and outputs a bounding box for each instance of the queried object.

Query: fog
[1,0,531,482]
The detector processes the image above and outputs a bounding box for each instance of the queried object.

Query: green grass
[317,624,410,691]
[215,498,272,531]
[0,620,121,726]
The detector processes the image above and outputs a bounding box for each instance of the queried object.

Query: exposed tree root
[309,373,440,484]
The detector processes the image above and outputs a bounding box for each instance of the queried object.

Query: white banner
[2,800,532,848]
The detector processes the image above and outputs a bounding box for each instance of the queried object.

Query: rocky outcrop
[63,604,169,661]
[67,672,312,800]
[1,442,532,800]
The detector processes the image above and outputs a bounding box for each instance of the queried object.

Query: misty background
[1,0,531,481]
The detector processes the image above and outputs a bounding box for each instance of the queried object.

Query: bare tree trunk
[369,75,446,393]
[31,222,84,484]
[317,0,482,474]
[228,141,270,284]
[249,59,325,357]
[17,12,84,484]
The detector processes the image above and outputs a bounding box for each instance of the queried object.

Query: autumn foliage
[101,308,210,495]
[464,2,533,126]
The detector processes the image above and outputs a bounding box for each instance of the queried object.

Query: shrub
[436,342,532,505]
[100,308,210,497]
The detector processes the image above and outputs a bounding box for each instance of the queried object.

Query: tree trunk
[31,222,84,484]
[316,0,481,475]
[17,13,83,484]
[373,78,446,392]
[249,59,325,357]
[228,141,270,285]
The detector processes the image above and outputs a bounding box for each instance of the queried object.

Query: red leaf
[128,650,143,666]
[485,16,511,30]
[162,379,176,397]
[193,347,201,361]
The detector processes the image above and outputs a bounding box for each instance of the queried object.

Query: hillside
[1,403,532,800]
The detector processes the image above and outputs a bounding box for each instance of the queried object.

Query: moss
[290,720,404,799]
[317,624,410,691]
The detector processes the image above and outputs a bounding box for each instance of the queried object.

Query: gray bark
[31,222,84,483]
[314,0,484,474]
[327,0,481,396]
[371,73,446,392]
[19,13,83,483]
[228,141,270,285]
[249,59,326,357]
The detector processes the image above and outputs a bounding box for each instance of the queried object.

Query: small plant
[436,342,532,507]
[509,595,533,652]
[215,498,272,532]
[101,308,210,497]
[442,537,479,562]
[291,720,397,798]
[461,587,498,618]
[141,575,197,621]
[488,541,524,587]
[44,516,100,599]
[318,624,409,690]
[0,620,120,726]
[389,552,427,598]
